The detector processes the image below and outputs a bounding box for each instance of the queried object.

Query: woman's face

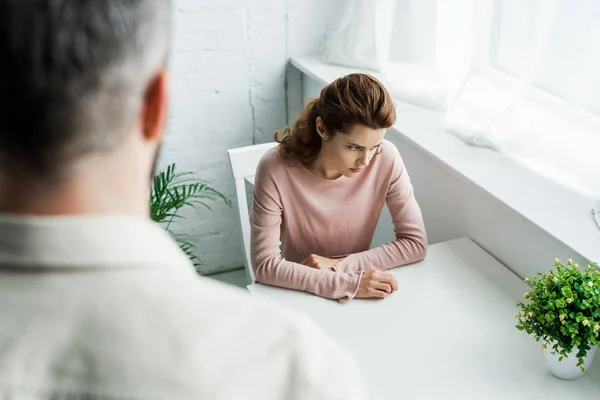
[316,117,386,179]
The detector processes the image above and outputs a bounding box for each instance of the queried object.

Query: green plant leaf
[514,258,600,372]
[150,163,230,270]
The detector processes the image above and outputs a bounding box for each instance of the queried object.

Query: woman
[250,73,427,301]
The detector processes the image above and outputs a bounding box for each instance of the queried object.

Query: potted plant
[515,258,600,379]
[150,163,230,270]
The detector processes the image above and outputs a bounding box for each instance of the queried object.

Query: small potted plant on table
[515,258,600,380]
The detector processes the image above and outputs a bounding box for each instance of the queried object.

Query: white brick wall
[159,0,343,275]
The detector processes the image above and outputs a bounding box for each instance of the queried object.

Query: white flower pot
[544,345,596,380]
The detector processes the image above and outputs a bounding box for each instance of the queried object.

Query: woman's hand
[355,270,398,299]
[300,254,344,271]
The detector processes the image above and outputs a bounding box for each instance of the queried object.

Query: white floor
[207,269,247,288]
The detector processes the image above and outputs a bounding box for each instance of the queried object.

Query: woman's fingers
[367,287,388,299]
[355,270,399,299]
[299,254,340,270]
[373,282,393,294]
[299,255,315,268]
[391,276,398,291]
[376,272,398,291]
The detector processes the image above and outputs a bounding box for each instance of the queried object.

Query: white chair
[227,142,278,285]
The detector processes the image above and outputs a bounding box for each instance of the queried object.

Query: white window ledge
[290,55,600,264]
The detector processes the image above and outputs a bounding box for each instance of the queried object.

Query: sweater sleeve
[250,155,363,301]
[333,145,427,274]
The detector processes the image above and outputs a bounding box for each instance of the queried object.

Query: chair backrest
[227,142,278,285]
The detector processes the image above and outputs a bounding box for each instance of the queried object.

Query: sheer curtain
[324,0,600,197]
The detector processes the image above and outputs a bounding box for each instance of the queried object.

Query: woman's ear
[315,116,327,139]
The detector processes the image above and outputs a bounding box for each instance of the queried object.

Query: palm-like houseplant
[150,163,230,270]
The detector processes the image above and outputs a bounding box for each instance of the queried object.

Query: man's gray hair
[0,0,172,177]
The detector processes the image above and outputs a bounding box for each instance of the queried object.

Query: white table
[248,238,600,399]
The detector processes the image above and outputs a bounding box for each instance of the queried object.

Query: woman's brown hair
[274,73,396,166]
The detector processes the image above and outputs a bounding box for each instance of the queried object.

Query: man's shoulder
[97,271,331,359]
[94,272,366,398]
[105,269,297,332]
[6,266,366,399]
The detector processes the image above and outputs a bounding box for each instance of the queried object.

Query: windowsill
[290,55,600,264]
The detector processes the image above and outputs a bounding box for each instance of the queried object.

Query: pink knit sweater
[250,140,427,301]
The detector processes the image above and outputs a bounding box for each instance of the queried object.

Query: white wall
[160,0,343,274]
[302,76,583,281]
[161,0,580,278]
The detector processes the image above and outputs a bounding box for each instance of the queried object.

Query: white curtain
[324,0,600,197]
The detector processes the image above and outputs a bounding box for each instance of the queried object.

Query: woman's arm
[333,146,427,274]
[250,157,362,301]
